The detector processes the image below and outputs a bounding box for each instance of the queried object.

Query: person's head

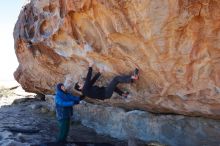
[74,81,84,92]
[61,85,66,92]
[56,83,66,92]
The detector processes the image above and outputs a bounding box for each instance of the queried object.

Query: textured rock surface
[73,102,220,146]
[14,0,220,118]
[0,95,129,146]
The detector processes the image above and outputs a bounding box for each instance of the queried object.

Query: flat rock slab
[34,142,114,146]
[73,102,220,146]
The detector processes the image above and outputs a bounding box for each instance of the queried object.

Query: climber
[55,83,82,143]
[74,61,139,100]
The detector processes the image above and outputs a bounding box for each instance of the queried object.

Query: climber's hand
[99,67,104,73]
[89,60,94,67]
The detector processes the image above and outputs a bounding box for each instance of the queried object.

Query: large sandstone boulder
[14,0,220,119]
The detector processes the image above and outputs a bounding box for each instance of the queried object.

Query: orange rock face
[14,0,220,119]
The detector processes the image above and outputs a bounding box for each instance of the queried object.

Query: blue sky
[0,0,26,81]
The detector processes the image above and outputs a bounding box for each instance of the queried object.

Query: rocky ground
[1,82,220,146]
[0,85,164,146]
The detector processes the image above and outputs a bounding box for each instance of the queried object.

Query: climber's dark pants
[104,75,132,98]
[57,119,70,142]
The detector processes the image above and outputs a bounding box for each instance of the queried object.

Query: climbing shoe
[131,68,139,80]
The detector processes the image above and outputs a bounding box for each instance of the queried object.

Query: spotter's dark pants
[57,119,70,142]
